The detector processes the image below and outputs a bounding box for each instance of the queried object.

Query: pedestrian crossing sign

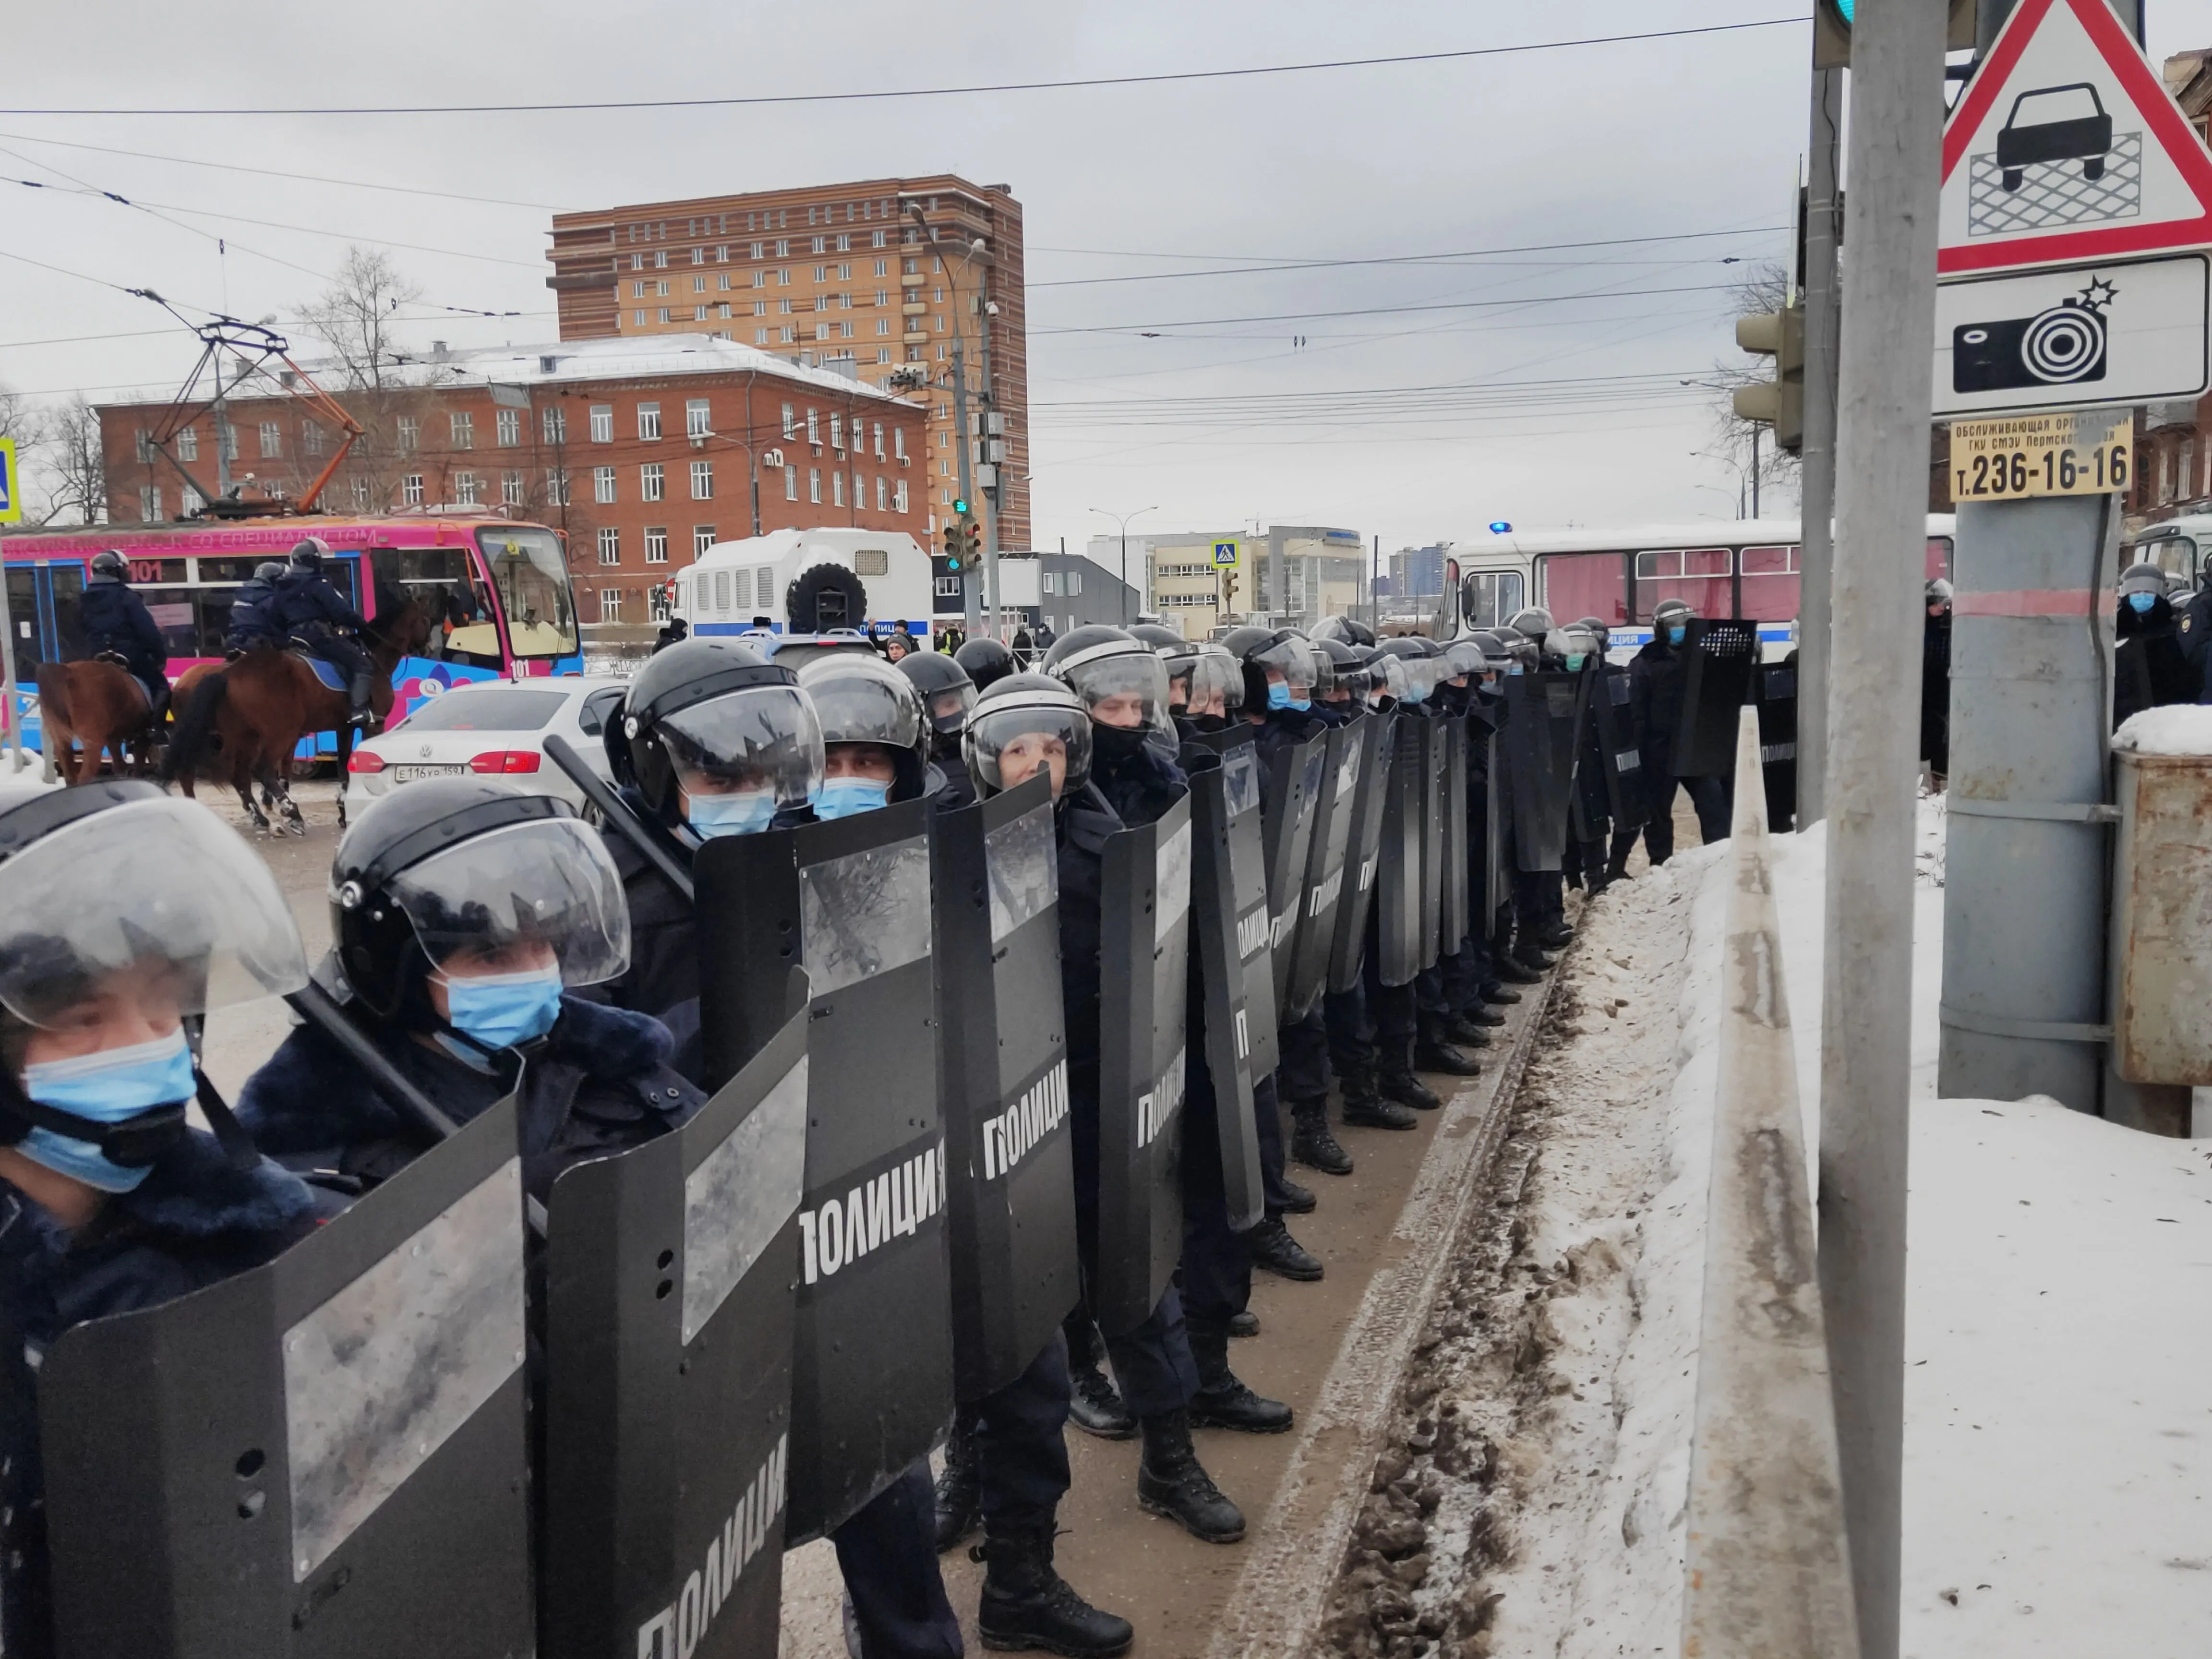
[1212,540,1239,568]
[0,438,17,524]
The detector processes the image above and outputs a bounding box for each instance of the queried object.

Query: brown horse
[36,659,165,783]
[165,596,430,833]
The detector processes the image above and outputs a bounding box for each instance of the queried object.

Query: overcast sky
[2,1,2201,553]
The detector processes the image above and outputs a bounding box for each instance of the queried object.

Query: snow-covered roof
[409,334,912,403]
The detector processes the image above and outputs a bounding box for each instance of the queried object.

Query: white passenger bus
[2125,514,2212,588]
[1451,515,1958,657]
[673,527,935,643]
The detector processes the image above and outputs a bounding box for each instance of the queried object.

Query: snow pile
[2113,704,2212,756]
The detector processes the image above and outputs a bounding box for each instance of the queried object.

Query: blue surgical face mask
[2128,590,2157,613]
[19,1029,196,1192]
[1288,693,1311,712]
[687,789,779,839]
[1506,663,1524,677]
[1266,682,1293,710]
[438,964,564,1050]
[1667,625,1687,647]
[1566,653,1587,671]
[813,777,891,820]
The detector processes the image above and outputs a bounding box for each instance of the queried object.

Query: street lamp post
[1089,505,1157,625]
[908,204,994,637]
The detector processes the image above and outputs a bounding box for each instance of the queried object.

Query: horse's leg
[334,722,353,831]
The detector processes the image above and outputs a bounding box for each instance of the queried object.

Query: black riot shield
[1418,717,1446,965]
[930,774,1082,1401]
[1093,793,1193,1335]
[40,1100,534,1659]
[1753,656,1799,834]
[1502,673,1584,873]
[1670,619,1758,778]
[1327,709,1396,995]
[1567,673,1611,846]
[1259,730,1328,1017]
[694,799,952,1543]
[1181,749,1267,1231]
[1373,713,1429,986]
[1285,718,1364,1021]
[1437,714,1470,957]
[543,1011,810,1659]
[1182,733,1281,1078]
[1588,663,1647,831]
[1483,726,1509,923]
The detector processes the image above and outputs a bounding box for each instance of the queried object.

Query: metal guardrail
[1679,707,1859,1659]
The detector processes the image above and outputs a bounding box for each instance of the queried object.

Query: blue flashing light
[1488,521,1512,535]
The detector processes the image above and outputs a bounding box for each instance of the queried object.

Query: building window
[254,421,280,457]
[637,402,661,441]
[586,404,611,444]
[599,588,624,624]
[806,409,820,445]
[657,307,671,324]
[593,465,617,504]
[396,416,419,454]
[894,427,907,461]
[692,526,715,560]
[543,407,567,444]
[692,275,707,294]
[832,470,845,508]
[877,348,891,364]
[654,250,668,269]
[491,408,517,447]
[634,310,647,326]
[756,328,770,345]
[1043,572,1059,596]
[502,469,525,506]
[894,480,908,514]
[830,413,844,450]
[597,528,620,565]
[813,264,827,283]
[780,326,796,344]
[302,422,325,457]
[717,302,732,319]
[175,425,199,461]
[686,398,711,439]
[785,465,799,501]
[545,468,570,506]
[693,305,708,322]
[690,459,713,500]
[402,473,425,505]
[641,462,665,502]
[634,280,648,299]
[138,484,162,520]
[876,318,891,337]
[353,479,372,510]
[454,471,479,505]
[809,468,821,505]
[1068,571,1083,596]
[449,411,474,449]
[645,527,669,565]
[872,476,885,512]
[655,281,669,299]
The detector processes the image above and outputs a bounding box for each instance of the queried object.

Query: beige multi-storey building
[1136,525,1371,637]
[547,175,1029,547]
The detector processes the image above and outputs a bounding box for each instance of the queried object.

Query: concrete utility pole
[910,204,984,639]
[1799,66,1845,827]
[1818,2,1946,1656]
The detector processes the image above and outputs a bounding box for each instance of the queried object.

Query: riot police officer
[222,561,288,655]
[273,537,377,728]
[76,549,169,715]
[1629,598,1728,862]
[2114,563,2196,728]
[1185,643,1242,734]
[797,651,932,817]
[896,649,980,808]
[956,636,1019,697]
[1922,578,1953,779]
[0,780,323,1657]
[1552,621,1612,894]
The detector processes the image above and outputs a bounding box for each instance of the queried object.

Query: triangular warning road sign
[1938,0,2212,276]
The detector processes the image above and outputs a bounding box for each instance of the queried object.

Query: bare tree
[1699,260,1803,515]
[294,247,421,391]
[37,396,108,526]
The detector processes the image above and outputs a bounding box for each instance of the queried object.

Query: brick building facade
[95,336,929,625]
[545,175,1030,548]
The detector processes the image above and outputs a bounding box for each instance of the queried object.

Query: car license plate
[391,764,466,782]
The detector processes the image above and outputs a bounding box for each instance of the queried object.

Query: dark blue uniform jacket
[223,575,284,651]
[76,580,168,687]
[272,570,369,637]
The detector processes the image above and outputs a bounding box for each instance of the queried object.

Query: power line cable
[1033,282,1744,335]
[0,130,557,208]
[0,18,1808,116]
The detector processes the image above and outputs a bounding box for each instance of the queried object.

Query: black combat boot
[1187,1316,1294,1433]
[1273,1172,1317,1214]
[1455,1003,1507,1030]
[1494,954,1543,985]
[1290,1095,1354,1175]
[1379,1064,1441,1111]
[1343,1089,1419,1130]
[1245,1215,1323,1282]
[975,1521,1135,1656]
[347,672,376,730]
[1480,979,1522,1005]
[1067,1358,1137,1440]
[934,1416,981,1552]
[1414,1020,1481,1076]
[1137,1409,1247,1543]
[1509,947,1555,976]
[1228,1310,1261,1337]
[1536,921,1575,950]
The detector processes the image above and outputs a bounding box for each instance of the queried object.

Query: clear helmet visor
[1443,641,1485,679]
[1373,655,1410,702]
[965,702,1094,799]
[796,658,925,751]
[1252,637,1318,696]
[659,683,826,807]
[922,683,976,735]
[1196,647,1244,713]
[1062,650,1171,735]
[386,817,630,987]
[0,797,309,1029]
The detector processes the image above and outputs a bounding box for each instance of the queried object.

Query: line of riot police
[0,592,1758,1659]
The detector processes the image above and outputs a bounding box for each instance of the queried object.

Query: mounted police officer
[2114,563,2196,728]
[222,561,288,655]
[0,780,324,1658]
[896,649,981,809]
[76,549,169,717]
[273,536,376,728]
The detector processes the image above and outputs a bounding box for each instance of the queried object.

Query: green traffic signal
[952,496,969,516]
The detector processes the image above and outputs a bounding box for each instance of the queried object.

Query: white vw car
[344,675,630,818]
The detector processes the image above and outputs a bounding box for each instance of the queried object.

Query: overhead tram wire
[0,18,1809,116]
[1032,282,1747,337]
[0,130,558,210]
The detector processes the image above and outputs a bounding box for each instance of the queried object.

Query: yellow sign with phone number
[1947,410,2131,502]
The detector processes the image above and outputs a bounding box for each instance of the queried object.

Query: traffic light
[1733,306,1805,455]
[941,520,963,571]
[1817,0,1975,69]
[963,520,982,563]
[951,495,969,517]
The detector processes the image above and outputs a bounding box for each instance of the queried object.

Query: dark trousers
[1067,1285,1200,1418]
[974,1334,1073,1534]
[1639,771,1732,864]
[1512,868,1563,933]
[302,627,371,682]
[1276,1008,1331,1105]
[1324,983,1372,1085]
[1440,944,1485,1015]
[1361,944,1417,1074]
[833,1464,963,1659]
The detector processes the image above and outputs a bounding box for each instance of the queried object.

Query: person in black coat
[75,550,169,712]
[0,780,326,1658]
[1628,600,1729,862]
[273,538,376,726]
[222,561,288,654]
[1922,579,1953,779]
[2113,563,2196,729]
[897,650,980,812]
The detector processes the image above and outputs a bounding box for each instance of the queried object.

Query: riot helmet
[1467,630,1513,674]
[0,781,309,1186]
[1310,614,1378,648]
[1221,625,1320,714]
[1358,646,1408,709]
[289,536,331,572]
[1492,625,1537,673]
[1375,636,1439,704]
[1552,623,1603,670]
[962,673,1094,802]
[797,650,931,815]
[1188,643,1243,727]
[254,560,286,584]
[87,549,128,584]
[955,636,1018,694]
[1315,637,1370,702]
[1651,599,1695,646]
[1042,625,1173,738]
[1128,623,1184,652]
[1574,615,1611,650]
[1505,606,1555,638]
[896,649,977,739]
[1440,637,1487,684]
[610,637,825,841]
[330,779,629,1042]
[1925,578,1954,618]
